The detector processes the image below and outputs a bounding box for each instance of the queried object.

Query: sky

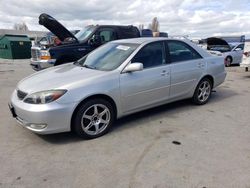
[0,0,250,38]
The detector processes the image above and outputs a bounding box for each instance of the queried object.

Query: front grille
[17,90,28,100]
[31,48,40,60]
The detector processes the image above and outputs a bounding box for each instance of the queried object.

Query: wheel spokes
[94,105,98,115]
[83,114,92,120]
[198,81,211,102]
[81,104,111,136]
[85,122,94,130]
[94,123,100,133]
[100,118,109,124]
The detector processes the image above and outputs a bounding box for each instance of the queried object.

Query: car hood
[39,13,78,43]
[17,63,107,94]
[206,37,231,48]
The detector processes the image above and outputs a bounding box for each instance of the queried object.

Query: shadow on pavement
[37,87,238,144]
[37,131,84,144]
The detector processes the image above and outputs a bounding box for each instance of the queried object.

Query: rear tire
[73,98,115,139]
[192,78,212,105]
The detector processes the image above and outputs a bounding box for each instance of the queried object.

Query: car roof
[112,37,177,44]
[112,37,212,58]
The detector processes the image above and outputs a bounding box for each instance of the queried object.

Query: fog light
[28,124,47,130]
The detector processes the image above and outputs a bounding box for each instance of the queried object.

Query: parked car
[206,37,244,66]
[30,13,140,71]
[240,41,250,71]
[9,38,226,139]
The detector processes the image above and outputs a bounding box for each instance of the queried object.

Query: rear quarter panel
[206,56,226,88]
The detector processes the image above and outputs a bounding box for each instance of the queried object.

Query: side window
[237,44,244,50]
[167,41,202,63]
[99,30,115,44]
[131,42,165,69]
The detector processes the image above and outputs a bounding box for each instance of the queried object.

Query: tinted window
[167,41,202,63]
[236,44,244,50]
[131,42,165,68]
[99,30,115,43]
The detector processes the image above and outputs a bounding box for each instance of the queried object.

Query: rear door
[166,40,205,99]
[120,41,171,113]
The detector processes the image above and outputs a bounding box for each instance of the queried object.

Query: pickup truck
[30,13,140,71]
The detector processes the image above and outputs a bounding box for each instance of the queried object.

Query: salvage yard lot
[0,59,250,188]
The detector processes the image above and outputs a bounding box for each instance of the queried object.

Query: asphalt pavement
[0,59,250,188]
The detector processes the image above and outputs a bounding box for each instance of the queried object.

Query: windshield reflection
[75,26,95,41]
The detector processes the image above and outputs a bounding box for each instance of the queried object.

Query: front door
[120,41,171,113]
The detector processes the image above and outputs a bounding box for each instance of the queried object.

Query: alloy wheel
[197,81,211,103]
[81,104,111,136]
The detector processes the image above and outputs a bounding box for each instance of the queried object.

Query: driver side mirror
[123,63,143,73]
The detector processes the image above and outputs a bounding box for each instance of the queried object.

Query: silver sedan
[9,38,226,139]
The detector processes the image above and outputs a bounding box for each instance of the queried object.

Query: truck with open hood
[30,13,140,71]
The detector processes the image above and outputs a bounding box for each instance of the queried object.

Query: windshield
[76,43,139,71]
[229,44,236,49]
[75,26,95,41]
[209,45,231,53]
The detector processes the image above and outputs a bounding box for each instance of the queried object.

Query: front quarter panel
[56,70,122,117]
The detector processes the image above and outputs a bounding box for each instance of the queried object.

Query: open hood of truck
[39,13,78,43]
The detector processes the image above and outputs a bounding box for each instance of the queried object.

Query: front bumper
[9,90,77,134]
[30,58,56,71]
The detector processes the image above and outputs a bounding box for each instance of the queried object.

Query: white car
[240,41,250,71]
[206,37,244,66]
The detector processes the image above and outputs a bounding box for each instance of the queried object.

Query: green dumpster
[0,34,31,59]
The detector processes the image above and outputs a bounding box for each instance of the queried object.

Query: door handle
[197,62,205,68]
[161,70,169,76]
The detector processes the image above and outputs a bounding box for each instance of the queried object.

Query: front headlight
[40,50,51,60]
[23,90,67,104]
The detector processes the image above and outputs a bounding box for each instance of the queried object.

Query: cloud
[0,0,250,38]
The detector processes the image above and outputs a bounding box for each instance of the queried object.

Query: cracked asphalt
[0,59,250,188]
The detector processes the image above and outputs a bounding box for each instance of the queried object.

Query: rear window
[167,41,202,63]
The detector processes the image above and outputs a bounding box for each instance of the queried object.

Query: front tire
[73,99,115,139]
[192,78,212,105]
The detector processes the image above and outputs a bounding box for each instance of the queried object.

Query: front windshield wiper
[81,64,96,69]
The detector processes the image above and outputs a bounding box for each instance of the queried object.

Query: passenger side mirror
[124,63,143,73]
